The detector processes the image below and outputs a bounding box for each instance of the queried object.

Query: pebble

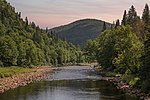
[0,67,53,93]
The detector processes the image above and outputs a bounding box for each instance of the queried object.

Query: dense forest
[85,4,150,93]
[49,19,112,48]
[0,0,84,67]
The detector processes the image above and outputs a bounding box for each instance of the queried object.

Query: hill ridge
[49,18,112,48]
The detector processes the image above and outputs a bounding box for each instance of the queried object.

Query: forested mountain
[49,19,112,47]
[85,4,150,93]
[0,0,84,67]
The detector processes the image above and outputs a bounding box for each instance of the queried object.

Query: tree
[122,10,127,25]
[142,4,150,26]
[0,0,84,67]
[129,16,145,41]
[127,5,137,24]
[142,4,150,39]
[89,26,144,74]
[95,30,116,69]
[25,17,28,25]
[115,19,120,28]
[102,21,106,32]
[112,26,144,74]
[18,12,21,18]
[46,27,48,33]
[17,41,27,66]
[142,39,150,79]
[140,39,150,92]
[85,39,97,62]
[24,39,39,66]
[0,35,18,66]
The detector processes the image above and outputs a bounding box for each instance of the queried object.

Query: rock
[0,67,53,93]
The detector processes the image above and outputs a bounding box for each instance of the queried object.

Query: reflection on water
[0,66,138,100]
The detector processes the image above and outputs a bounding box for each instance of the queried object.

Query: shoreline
[99,76,150,100]
[0,66,55,93]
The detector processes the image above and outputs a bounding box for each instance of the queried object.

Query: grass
[0,67,36,78]
[76,63,91,66]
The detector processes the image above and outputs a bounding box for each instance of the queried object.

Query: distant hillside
[49,19,112,48]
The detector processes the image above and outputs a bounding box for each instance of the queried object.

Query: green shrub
[123,74,140,87]
[129,77,140,86]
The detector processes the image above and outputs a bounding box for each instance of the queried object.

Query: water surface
[0,66,138,100]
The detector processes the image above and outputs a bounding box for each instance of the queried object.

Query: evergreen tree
[25,16,28,28]
[102,21,106,32]
[142,4,150,26]
[143,39,150,79]
[142,3,150,38]
[140,39,150,92]
[115,19,120,28]
[127,5,137,24]
[46,27,48,33]
[18,12,21,18]
[122,10,127,25]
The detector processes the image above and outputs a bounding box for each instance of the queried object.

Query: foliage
[95,26,143,74]
[85,4,150,92]
[84,39,98,62]
[49,19,112,48]
[140,39,150,88]
[121,10,127,25]
[122,74,140,87]
[0,35,18,66]
[0,0,84,67]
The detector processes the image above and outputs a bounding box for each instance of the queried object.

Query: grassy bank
[0,67,36,78]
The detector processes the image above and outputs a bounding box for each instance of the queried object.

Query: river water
[0,66,138,100]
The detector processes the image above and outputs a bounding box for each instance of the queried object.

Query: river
[0,66,138,100]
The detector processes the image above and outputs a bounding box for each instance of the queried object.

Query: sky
[6,0,150,28]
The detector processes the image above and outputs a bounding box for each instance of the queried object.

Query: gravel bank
[0,66,54,93]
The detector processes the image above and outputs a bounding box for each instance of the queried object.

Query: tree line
[85,4,150,92]
[0,0,84,67]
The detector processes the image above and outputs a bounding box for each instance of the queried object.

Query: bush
[129,77,140,86]
[141,80,150,93]
[123,74,140,87]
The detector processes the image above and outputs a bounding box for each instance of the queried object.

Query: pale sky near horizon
[6,0,150,28]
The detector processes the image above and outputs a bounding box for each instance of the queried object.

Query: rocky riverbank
[100,76,150,100]
[0,66,55,93]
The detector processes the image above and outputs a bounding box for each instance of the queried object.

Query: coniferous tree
[31,22,36,29]
[18,12,21,18]
[142,4,150,26]
[25,17,28,26]
[142,3,150,37]
[115,19,120,28]
[143,39,150,78]
[141,39,150,91]
[46,27,48,33]
[102,21,106,32]
[127,5,137,24]
[122,10,127,25]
